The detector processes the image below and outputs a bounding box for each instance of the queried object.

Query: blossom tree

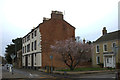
[51,38,91,70]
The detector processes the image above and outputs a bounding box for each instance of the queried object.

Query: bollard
[9,66,12,72]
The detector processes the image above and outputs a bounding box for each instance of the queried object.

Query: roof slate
[95,30,120,43]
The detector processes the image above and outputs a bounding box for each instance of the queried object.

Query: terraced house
[22,26,42,69]
[22,11,75,69]
[92,27,120,68]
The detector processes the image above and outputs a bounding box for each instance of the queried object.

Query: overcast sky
[0,0,119,56]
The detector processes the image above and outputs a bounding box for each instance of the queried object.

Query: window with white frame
[96,45,100,53]
[103,44,107,52]
[112,42,116,48]
[96,56,100,64]
[112,42,116,51]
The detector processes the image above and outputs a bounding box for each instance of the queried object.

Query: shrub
[116,63,120,69]
[97,63,104,68]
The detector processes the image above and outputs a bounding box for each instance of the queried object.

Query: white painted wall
[22,26,42,67]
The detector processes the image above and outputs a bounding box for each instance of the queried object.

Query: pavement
[39,68,116,75]
[1,66,119,80]
[2,66,53,79]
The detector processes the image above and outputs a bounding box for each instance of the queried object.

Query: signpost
[113,46,119,79]
[10,54,16,74]
[10,54,16,66]
[50,55,53,73]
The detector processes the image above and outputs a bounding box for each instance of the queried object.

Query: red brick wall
[39,18,75,68]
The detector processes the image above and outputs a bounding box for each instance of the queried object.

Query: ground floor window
[96,56,100,64]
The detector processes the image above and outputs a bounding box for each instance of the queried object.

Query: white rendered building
[22,26,42,69]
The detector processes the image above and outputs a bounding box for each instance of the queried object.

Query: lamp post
[113,46,118,68]
[50,55,53,73]
[113,46,119,80]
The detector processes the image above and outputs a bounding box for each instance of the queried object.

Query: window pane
[96,45,99,52]
[113,43,116,47]
[32,42,33,51]
[104,44,107,51]
[32,33,33,38]
[97,56,100,64]
[34,40,37,50]
[35,30,37,36]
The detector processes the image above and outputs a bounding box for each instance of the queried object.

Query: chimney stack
[102,27,107,35]
[51,11,63,19]
[83,38,85,44]
[43,17,50,22]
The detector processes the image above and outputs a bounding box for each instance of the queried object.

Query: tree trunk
[70,66,74,71]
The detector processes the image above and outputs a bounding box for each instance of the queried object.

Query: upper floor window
[22,47,24,53]
[31,42,33,51]
[35,30,37,36]
[25,37,26,42]
[32,33,33,38]
[96,45,99,53]
[34,40,37,50]
[25,46,26,53]
[103,44,107,52]
[27,44,30,52]
[112,42,116,52]
[22,39,24,43]
[27,35,30,41]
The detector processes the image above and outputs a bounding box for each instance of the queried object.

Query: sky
[0,0,119,56]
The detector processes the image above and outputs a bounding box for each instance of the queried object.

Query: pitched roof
[95,30,120,43]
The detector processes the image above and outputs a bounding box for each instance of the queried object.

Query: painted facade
[22,26,42,69]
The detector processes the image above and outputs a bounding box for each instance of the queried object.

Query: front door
[106,56,112,67]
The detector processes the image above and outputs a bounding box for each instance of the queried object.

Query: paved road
[1,66,117,80]
[2,66,53,78]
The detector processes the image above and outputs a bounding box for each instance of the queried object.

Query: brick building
[22,11,75,69]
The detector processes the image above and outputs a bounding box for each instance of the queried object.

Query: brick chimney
[83,38,85,44]
[51,11,63,19]
[102,27,107,35]
[43,17,50,22]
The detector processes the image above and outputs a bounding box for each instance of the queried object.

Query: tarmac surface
[1,66,119,80]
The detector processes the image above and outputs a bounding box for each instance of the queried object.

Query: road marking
[112,77,116,78]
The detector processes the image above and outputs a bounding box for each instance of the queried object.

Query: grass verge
[56,67,115,71]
